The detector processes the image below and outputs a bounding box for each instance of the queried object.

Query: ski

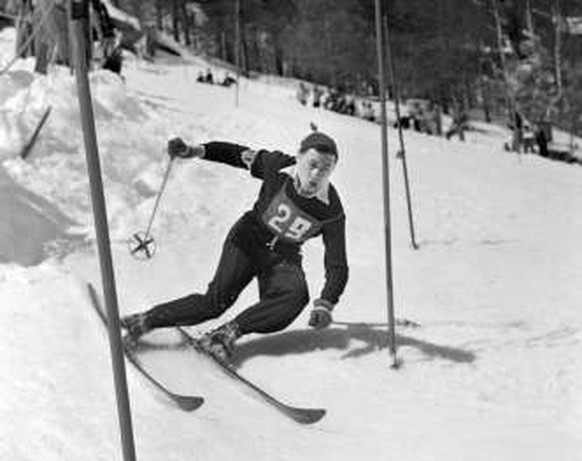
[176,326,326,425]
[86,283,204,412]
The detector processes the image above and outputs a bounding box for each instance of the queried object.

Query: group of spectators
[294,81,579,165]
[506,111,550,156]
[196,69,238,88]
[296,82,358,116]
[497,111,581,165]
[295,82,472,142]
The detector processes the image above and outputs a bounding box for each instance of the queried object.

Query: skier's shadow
[233,321,476,367]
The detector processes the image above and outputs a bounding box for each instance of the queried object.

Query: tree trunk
[274,42,284,76]
[16,0,34,58]
[464,74,473,109]
[221,31,227,62]
[241,28,250,74]
[481,77,492,123]
[477,46,492,123]
[553,1,562,99]
[257,30,267,73]
[235,0,240,69]
[569,115,577,153]
[324,18,334,86]
[180,0,191,47]
[34,41,51,74]
[156,0,163,31]
[172,0,179,43]
[492,0,518,151]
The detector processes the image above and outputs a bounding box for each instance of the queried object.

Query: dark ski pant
[145,240,310,336]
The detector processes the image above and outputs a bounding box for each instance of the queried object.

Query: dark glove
[168,137,199,159]
[308,299,334,330]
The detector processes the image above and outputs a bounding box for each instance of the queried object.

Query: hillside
[1,27,581,461]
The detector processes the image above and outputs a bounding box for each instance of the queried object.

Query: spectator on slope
[344,93,356,116]
[509,110,524,152]
[361,100,375,122]
[121,131,349,361]
[297,82,309,106]
[522,123,536,153]
[102,46,123,77]
[196,68,214,84]
[312,85,324,108]
[221,73,237,87]
[535,122,550,157]
[445,103,469,141]
[432,103,443,136]
[324,87,339,110]
[205,68,214,84]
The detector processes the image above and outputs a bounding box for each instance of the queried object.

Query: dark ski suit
[145,142,349,336]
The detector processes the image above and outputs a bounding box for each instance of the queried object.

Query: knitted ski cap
[299,132,338,159]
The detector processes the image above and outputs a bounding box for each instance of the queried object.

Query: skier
[522,123,536,153]
[122,132,349,360]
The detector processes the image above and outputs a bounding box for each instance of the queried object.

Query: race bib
[262,186,322,244]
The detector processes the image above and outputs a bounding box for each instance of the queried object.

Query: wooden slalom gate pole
[383,14,419,251]
[374,0,399,368]
[70,1,137,459]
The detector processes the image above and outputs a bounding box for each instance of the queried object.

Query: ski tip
[292,408,326,425]
[174,395,205,412]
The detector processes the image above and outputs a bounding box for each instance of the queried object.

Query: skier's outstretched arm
[167,137,295,178]
[168,137,250,167]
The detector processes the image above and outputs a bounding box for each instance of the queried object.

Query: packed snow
[1,26,581,460]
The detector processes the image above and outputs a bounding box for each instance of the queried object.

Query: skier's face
[295,148,337,197]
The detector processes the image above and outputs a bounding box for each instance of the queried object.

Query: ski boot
[120,312,151,346]
[199,321,241,362]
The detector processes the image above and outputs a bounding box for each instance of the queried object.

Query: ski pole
[128,157,175,259]
[144,157,175,240]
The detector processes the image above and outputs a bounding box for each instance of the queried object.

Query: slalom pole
[234,0,241,107]
[384,15,419,250]
[374,0,399,368]
[70,2,137,460]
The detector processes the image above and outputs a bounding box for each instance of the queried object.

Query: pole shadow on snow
[130,322,476,369]
[419,237,517,248]
[232,321,476,367]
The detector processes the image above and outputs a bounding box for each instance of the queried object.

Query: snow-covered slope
[1,27,581,461]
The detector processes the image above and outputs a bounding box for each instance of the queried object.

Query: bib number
[267,205,313,241]
[262,187,322,244]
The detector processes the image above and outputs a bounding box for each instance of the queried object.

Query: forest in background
[115,0,582,133]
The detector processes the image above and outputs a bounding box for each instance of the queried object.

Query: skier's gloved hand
[308,299,334,330]
[167,138,204,159]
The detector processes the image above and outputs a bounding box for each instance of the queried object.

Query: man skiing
[122,131,349,360]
